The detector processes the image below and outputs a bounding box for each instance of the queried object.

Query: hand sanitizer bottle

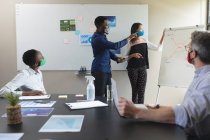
[85,76,95,101]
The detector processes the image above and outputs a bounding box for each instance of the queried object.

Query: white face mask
[104,26,110,35]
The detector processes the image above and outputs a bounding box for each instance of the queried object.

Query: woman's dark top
[127,43,149,69]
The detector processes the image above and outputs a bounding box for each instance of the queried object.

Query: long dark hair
[130,23,142,44]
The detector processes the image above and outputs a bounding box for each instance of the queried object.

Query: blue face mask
[137,30,144,36]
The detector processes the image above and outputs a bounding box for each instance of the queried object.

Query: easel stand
[155,85,161,105]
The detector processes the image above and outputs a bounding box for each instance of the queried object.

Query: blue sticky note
[75,30,80,35]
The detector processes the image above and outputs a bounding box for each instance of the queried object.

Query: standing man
[91,16,136,97]
[118,31,210,139]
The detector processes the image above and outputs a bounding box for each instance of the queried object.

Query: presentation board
[158,25,204,88]
[16,4,148,70]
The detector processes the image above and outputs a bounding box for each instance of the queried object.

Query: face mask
[39,57,46,66]
[137,30,144,36]
[104,26,110,35]
[187,51,193,64]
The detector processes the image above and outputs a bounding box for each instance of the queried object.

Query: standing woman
[126,23,165,104]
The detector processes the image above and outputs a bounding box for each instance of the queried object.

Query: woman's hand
[159,28,166,45]
[129,53,143,59]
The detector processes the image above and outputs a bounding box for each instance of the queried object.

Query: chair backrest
[111,78,120,114]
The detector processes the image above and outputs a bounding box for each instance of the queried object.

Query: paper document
[19,94,51,100]
[2,108,54,117]
[66,100,108,110]
[19,101,56,107]
[0,133,24,140]
[39,115,84,132]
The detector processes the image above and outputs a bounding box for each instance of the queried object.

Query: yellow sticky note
[58,95,68,99]
[75,94,84,97]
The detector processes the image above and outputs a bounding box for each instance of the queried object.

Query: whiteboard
[16,4,148,70]
[158,25,204,88]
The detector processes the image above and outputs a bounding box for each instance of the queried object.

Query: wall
[0,0,207,105]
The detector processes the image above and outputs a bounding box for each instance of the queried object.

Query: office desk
[0,95,187,140]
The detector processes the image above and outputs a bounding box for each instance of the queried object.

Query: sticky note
[58,95,68,99]
[64,39,70,44]
[75,30,80,35]
[75,94,84,97]
[88,26,95,34]
[77,16,83,22]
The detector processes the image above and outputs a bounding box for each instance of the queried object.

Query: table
[0,95,187,140]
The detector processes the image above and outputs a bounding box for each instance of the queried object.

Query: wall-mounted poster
[79,34,92,46]
[104,16,116,27]
[60,19,76,31]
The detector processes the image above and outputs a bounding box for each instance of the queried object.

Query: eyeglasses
[184,43,192,52]
[184,45,189,51]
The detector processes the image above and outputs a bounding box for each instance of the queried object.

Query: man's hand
[118,97,175,124]
[117,57,126,63]
[22,90,44,96]
[145,104,160,109]
[118,97,139,118]
[127,33,137,41]
[117,57,125,63]
[130,53,143,59]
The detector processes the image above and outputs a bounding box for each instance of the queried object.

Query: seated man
[0,49,47,97]
[118,31,210,139]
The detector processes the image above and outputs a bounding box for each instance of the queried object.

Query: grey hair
[191,31,210,64]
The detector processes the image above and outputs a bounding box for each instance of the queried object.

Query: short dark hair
[94,16,108,29]
[191,31,210,64]
[22,49,38,66]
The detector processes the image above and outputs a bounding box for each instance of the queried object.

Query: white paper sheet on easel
[66,101,108,110]
[19,95,51,100]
